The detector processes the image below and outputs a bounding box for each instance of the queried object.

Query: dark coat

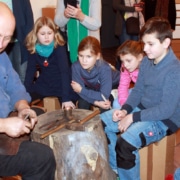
[12,0,34,63]
[144,0,176,30]
[100,0,119,48]
[24,45,74,103]
[113,0,136,36]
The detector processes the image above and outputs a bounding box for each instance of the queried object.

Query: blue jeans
[174,168,180,180]
[100,107,139,172]
[112,89,132,109]
[100,109,120,172]
[101,108,168,180]
[112,98,121,109]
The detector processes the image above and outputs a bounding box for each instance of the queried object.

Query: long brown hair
[25,16,65,54]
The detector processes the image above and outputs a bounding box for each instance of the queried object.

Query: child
[100,40,144,173]
[113,40,144,108]
[111,17,180,179]
[71,36,120,112]
[24,16,76,109]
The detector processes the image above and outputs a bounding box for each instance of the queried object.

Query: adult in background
[113,0,144,45]
[54,0,101,64]
[0,0,34,83]
[143,0,176,30]
[113,0,144,70]
[0,3,56,179]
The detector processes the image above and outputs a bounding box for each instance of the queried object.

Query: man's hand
[0,117,33,137]
[18,108,37,129]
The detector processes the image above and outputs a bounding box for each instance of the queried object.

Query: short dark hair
[140,17,172,43]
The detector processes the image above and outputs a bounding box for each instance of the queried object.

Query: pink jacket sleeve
[118,66,139,105]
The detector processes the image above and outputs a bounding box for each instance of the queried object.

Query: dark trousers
[0,141,56,180]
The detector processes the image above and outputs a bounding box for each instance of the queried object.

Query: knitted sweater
[72,59,120,104]
[122,48,180,134]
[24,45,73,102]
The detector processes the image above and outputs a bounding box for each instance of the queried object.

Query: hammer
[65,109,100,131]
[40,109,100,139]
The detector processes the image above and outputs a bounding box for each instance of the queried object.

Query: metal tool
[65,109,100,131]
[24,114,31,121]
[40,109,100,139]
[39,119,64,131]
[101,93,112,109]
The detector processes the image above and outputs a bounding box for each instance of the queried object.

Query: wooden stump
[31,109,116,180]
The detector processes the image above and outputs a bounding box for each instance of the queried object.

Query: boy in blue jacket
[108,17,180,179]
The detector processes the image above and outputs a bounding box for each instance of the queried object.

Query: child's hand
[71,81,82,93]
[113,109,127,122]
[62,101,76,109]
[118,114,133,132]
[94,100,111,109]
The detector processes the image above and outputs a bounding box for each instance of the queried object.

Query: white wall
[30,0,57,21]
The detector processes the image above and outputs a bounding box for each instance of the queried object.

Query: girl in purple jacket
[71,36,120,113]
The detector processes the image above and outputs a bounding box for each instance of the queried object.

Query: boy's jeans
[100,108,168,180]
[174,168,180,180]
[100,109,119,172]
[118,120,168,180]
[100,107,140,172]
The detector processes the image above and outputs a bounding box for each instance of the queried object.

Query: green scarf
[67,0,89,63]
[35,41,54,58]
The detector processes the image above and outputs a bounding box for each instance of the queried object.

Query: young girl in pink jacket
[113,40,144,108]
[100,40,144,174]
